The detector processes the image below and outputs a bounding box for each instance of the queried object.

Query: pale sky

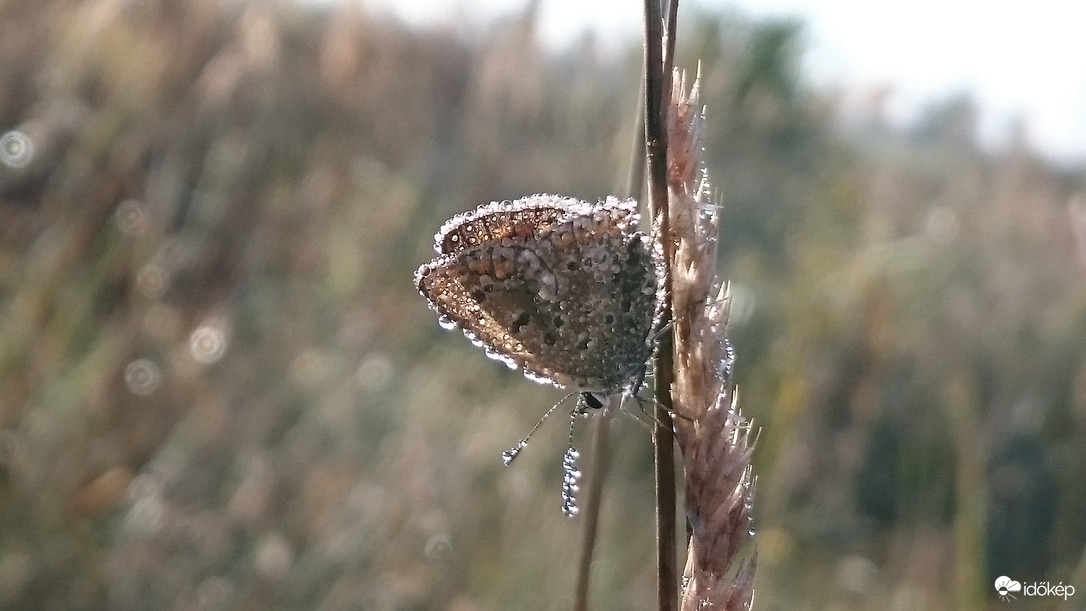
[371,0,1086,162]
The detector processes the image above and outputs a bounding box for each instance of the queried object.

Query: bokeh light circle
[189,325,228,364]
[0,130,33,168]
[124,359,162,396]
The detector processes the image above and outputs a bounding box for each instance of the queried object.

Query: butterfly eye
[582,393,605,410]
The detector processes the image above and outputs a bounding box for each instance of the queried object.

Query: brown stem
[644,1,679,610]
[573,404,616,611]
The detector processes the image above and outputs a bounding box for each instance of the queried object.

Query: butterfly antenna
[560,399,583,517]
[501,392,576,465]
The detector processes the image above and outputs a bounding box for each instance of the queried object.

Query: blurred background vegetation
[1,0,1084,609]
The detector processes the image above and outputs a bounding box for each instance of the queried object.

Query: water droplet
[189,324,228,364]
[124,358,162,396]
[721,338,736,379]
[560,445,581,518]
[501,441,526,465]
[523,370,554,385]
[0,130,34,168]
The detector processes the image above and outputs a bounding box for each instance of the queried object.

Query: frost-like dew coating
[560,446,582,517]
[414,194,663,395]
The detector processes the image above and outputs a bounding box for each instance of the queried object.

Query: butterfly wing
[416,197,659,393]
[434,196,573,255]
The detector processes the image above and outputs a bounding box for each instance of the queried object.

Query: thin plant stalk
[643,1,679,610]
[573,400,617,611]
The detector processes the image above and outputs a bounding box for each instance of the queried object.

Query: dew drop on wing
[483,347,515,369]
[524,370,551,385]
